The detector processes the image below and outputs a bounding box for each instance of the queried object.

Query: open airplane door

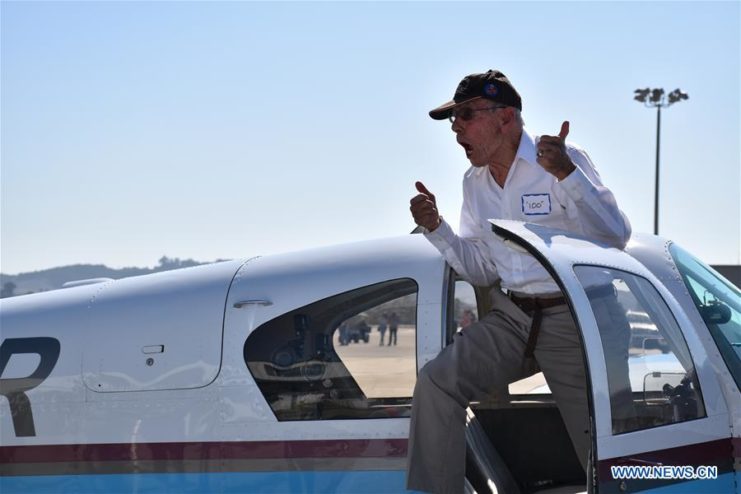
[489,220,735,494]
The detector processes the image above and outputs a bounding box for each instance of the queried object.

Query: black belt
[509,284,615,358]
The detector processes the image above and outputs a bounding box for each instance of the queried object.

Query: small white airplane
[1,220,739,493]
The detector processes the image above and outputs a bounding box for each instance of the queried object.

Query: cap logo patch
[483,83,499,97]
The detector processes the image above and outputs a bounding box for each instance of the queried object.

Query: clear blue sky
[2,1,739,274]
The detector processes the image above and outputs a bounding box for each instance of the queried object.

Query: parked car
[339,314,371,344]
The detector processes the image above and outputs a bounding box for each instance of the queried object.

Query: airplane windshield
[670,243,741,388]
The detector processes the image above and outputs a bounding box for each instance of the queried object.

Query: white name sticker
[521,193,551,215]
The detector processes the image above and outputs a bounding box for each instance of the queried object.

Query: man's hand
[410,181,442,232]
[536,121,577,180]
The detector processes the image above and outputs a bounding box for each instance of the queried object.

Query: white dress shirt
[425,129,631,295]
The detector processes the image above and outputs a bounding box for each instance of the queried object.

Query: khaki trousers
[406,288,590,494]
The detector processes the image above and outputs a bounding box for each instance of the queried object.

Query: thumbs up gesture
[536,121,576,180]
[410,181,442,232]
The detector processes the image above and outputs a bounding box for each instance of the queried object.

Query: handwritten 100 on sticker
[521,193,551,215]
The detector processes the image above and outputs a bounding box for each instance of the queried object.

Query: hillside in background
[0,256,227,297]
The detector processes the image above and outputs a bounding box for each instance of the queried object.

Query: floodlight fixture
[650,88,665,103]
[634,88,650,102]
[634,87,689,110]
[668,89,689,104]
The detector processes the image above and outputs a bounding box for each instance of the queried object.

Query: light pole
[634,87,689,235]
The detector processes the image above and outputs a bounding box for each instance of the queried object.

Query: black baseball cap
[429,70,522,120]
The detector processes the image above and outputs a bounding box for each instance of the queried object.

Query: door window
[574,266,705,434]
[447,278,479,344]
[244,279,417,421]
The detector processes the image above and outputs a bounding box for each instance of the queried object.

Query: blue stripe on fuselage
[0,470,412,494]
[608,473,736,494]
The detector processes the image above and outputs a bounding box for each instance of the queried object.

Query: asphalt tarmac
[335,325,548,398]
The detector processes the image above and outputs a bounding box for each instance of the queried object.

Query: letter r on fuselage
[0,337,61,437]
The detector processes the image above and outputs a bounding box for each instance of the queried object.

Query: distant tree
[1,281,16,298]
[157,256,185,270]
[158,256,176,269]
[157,255,200,271]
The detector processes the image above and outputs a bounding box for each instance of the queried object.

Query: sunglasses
[449,104,507,123]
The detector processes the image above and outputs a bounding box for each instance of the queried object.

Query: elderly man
[407,70,631,493]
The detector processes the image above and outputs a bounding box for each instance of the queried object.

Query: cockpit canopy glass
[670,243,741,388]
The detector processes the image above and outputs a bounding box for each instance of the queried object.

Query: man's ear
[498,107,515,127]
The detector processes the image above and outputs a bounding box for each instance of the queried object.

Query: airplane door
[488,220,735,494]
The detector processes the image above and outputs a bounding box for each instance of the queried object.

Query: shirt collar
[514,128,538,166]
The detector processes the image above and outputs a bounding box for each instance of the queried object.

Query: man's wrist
[554,162,576,181]
[428,216,442,232]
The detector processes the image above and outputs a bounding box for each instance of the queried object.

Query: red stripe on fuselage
[598,437,736,479]
[0,438,408,465]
